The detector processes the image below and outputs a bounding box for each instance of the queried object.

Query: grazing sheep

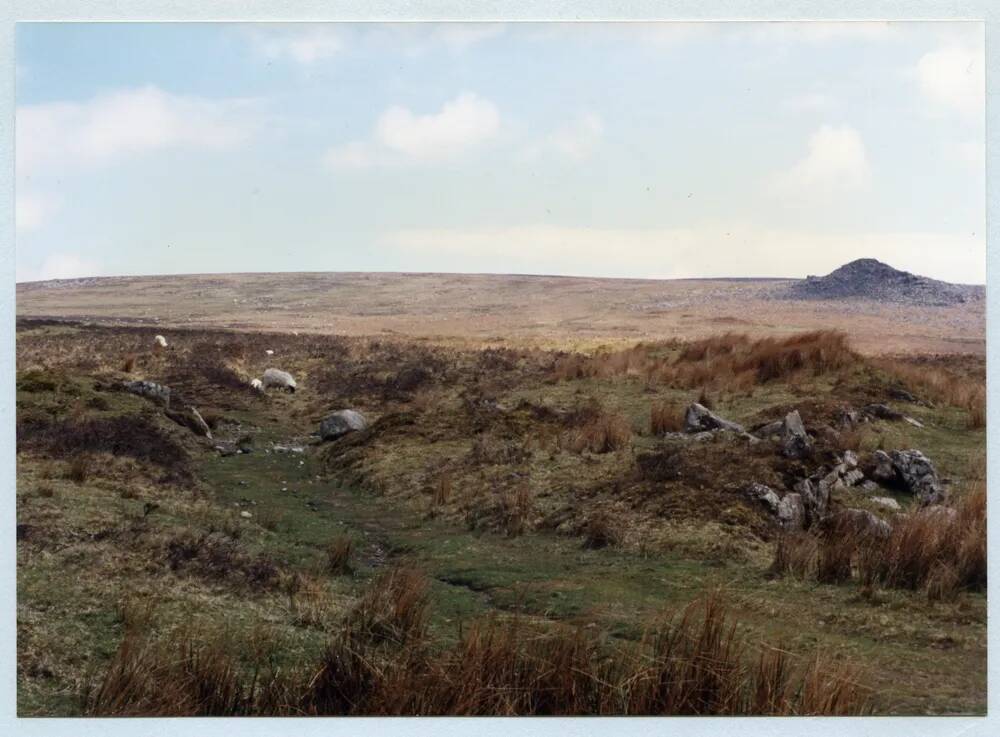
[250,378,264,392]
[260,368,297,393]
[154,335,168,348]
[265,349,274,356]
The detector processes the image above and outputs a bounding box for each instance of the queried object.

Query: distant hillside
[784,259,983,306]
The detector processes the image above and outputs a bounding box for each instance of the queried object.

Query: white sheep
[260,368,297,393]
[250,378,264,392]
[154,334,168,349]
[265,349,274,356]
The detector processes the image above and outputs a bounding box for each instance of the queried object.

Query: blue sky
[15,21,985,283]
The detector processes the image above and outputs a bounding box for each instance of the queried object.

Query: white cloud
[377,93,500,159]
[16,192,60,232]
[916,44,984,118]
[769,125,871,197]
[247,26,344,64]
[17,252,103,283]
[326,92,500,168]
[382,225,983,283]
[17,86,260,176]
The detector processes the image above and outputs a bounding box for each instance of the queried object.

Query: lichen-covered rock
[320,409,370,441]
[889,449,944,505]
[780,410,812,459]
[745,482,780,513]
[777,493,805,530]
[683,403,745,434]
[794,477,828,523]
[123,380,171,407]
[871,497,901,512]
[828,508,892,539]
[871,450,896,483]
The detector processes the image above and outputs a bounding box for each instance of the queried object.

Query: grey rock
[320,409,370,441]
[871,450,896,483]
[871,496,901,511]
[780,410,812,458]
[683,403,745,434]
[187,408,212,439]
[123,380,171,407]
[902,416,925,429]
[842,469,865,487]
[831,508,892,539]
[783,258,981,306]
[745,482,781,513]
[752,420,784,438]
[841,450,859,468]
[863,403,904,421]
[859,480,880,494]
[777,493,805,530]
[794,478,829,523]
[890,449,945,505]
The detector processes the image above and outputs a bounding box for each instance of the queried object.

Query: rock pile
[783,258,982,306]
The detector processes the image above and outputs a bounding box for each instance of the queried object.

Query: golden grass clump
[564,411,632,454]
[650,401,684,435]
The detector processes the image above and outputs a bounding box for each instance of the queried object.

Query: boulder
[794,477,828,523]
[841,450,859,468]
[188,408,212,439]
[777,493,805,530]
[780,410,812,459]
[871,497,901,512]
[829,508,892,539]
[683,403,745,434]
[320,409,370,441]
[751,419,784,438]
[889,449,944,505]
[165,406,212,439]
[123,380,171,407]
[871,450,896,483]
[745,482,780,514]
[863,403,904,421]
[859,480,880,494]
[842,469,865,487]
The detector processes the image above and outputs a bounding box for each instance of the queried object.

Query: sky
[15,21,986,283]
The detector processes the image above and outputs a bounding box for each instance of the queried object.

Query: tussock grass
[772,469,986,599]
[554,331,857,392]
[563,411,632,454]
[86,591,871,716]
[650,401,683,435]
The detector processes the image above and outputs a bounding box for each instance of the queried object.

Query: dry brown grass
[325,536,353,576]
[773,469,986,598]
[650,401,684,435]
[500,482,534,537]
[346,567,430,646]
[874,356,986,424]
[84,591,871,716]
[556,331,857,393]
[564,411,632,454]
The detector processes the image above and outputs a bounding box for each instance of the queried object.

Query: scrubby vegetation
[15,320,986,715]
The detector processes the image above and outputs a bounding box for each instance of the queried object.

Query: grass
[14,321,988,715]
